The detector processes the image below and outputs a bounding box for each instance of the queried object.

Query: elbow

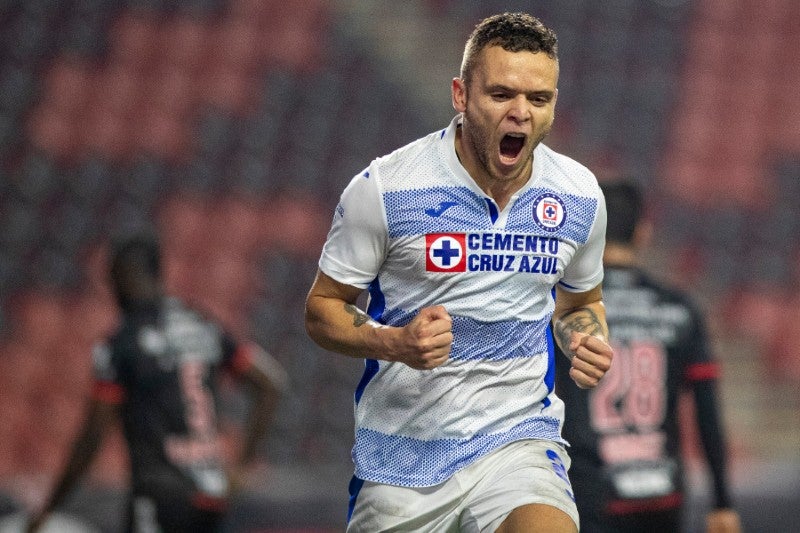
[303,300,328,349]
[304,319,321,346]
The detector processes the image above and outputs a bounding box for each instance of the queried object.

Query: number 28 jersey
[557,265,718,511]
[318,116,607,488]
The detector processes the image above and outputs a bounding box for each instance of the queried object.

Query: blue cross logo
[533,194,566,232]
[433,239,461,266]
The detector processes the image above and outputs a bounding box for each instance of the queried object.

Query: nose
[507,95,531,124]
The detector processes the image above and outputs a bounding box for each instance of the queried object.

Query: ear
[452,77,467,113]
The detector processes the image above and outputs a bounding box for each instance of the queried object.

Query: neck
[455,124,531,210]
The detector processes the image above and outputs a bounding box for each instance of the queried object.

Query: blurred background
[0,0,798,531]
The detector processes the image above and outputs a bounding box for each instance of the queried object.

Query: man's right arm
[304,269,453,370]
[552,284,613,389]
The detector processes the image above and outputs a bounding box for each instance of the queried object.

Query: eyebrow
[486,84,556,98]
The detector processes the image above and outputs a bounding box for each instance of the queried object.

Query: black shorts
[580,507,682,533]
[126,489,226,533]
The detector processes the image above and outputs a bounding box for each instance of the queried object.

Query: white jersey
[319,115,606,488]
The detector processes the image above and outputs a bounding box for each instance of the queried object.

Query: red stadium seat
[131,102,190,163]
[106,12,159,72]
[83,106,133,161]
[156,16,210,75]
[38,60,93,116]
[26,104,81,162]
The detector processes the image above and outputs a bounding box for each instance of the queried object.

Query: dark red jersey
[92,297,251,507]
[556,266,730,531]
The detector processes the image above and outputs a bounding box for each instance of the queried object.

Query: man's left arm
[552,284,613,389]
[693,373,741,532]
[234,342,288,465]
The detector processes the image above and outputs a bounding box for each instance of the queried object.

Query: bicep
[305,269,368,331]
[552,283,608,347]
[307,269,364,306]
[553,284,603,318]
[304,269,386,356]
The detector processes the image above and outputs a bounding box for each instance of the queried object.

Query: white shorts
[346,439,579,532]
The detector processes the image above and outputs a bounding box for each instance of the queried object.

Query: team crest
[425,233,466,272]
[532,193,566,232]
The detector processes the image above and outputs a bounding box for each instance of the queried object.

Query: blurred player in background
[306,12,613,533]
[27,234,287,533]
[555,179,741,533]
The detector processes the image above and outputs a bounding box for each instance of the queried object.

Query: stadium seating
[0,1,799,530]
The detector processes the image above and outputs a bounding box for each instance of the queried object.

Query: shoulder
[92,338,124,383]
[641,272,696,305]
[536,144,601,198]
[369,128,450,187]
[165,297,226,338]
[163,300,232,363]
[639,271,705,324]
[165,296,216,323]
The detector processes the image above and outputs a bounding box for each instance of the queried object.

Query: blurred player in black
[27,234,287,533]
[555,180,741,533]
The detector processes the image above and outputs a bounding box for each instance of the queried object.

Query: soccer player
[28,234,287,533]
[555,179,742,533]
[305,12,613,533]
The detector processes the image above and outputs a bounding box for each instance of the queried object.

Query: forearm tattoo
[344,303,371,327]
[554,307,605,356]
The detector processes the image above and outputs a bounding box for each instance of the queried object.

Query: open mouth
[499,133,526,162]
